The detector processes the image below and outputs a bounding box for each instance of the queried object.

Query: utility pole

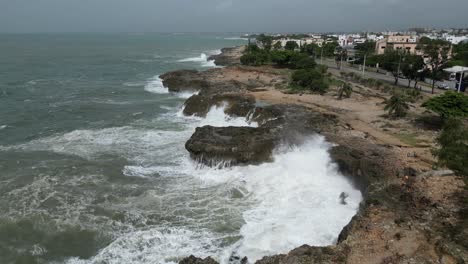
[458,71,464,93]
[396,52,402,85]
[340,52,344,70]
[362,53,367,76]
[320,47,324,64]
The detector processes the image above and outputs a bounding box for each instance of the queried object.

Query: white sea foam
[181,136,362,263]
[178,52,218,67]
[67,228,223,264]
[224,37,249,40]
[10,102,361,264]
[144,76,169,94]
[123,81,145,87]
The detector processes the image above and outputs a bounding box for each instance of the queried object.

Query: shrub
[422,91,468,119]
[270,50,294,67]
[433,118,468,176]
[240,50,270,66]
[289,53,316,69]
[338,83,353,99]
[285,41,299,51]
[291,69,329,94]
[384,93,409,118]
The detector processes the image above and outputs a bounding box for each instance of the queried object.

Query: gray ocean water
[0,33,361,264]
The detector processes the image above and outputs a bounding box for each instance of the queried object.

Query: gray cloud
[0,0,467,33]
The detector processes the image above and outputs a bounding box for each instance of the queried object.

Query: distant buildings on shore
[247,27,468,51]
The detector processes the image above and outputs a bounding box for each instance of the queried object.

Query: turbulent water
[0,33,362,264]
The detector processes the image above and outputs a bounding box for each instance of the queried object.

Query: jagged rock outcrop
[183,93,255,117]
[208,46,245,66]
[185,104,339,166]
[185,125,276,166]
[160,70,211,93]
[179,255,219,264]
[255,245,347,264]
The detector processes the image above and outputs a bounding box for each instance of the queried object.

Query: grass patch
[393,132,430,147]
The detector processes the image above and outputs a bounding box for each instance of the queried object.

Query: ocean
[0,33,362,264]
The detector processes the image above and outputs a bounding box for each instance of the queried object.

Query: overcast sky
[1,0,467,33]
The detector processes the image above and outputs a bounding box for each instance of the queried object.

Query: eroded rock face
[160,70,210,93]
[179,255,219,264]
[183,93,255,117]
[185,125,276,166]
[184,103,340,166]
[255,245,346,264]
[208,46,245,66]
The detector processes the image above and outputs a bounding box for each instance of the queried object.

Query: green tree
[355,41,376,65]
[291,69,328,94]
[321,41,339,57]
[449,42,468,67]
[301,43,320,56]
[419,38,451,94]
[270,50,293,67]
[273,41,282,50]
[270,51,316,69]
[377,49,403,85]
[433,118,468,176]
[240,50,270,66]
[422,91,468,118]
[384,93,409,118]
[338,83,353,99]
[400,54,425,88]
[257,34,273,51]
[334,46,347,70]
[289,53,316,69]
[285,41,299,51]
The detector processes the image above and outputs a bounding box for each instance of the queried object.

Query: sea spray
[178,50,221,67]
[3,94,361,264]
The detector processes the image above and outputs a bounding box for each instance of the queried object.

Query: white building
[444,35,468,45]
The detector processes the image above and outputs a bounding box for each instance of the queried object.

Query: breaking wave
[5,104,364,263]
[178,50,221,67]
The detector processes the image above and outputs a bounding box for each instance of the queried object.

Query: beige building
[375,35,421,55]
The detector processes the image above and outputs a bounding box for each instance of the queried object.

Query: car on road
[437,82,451,90]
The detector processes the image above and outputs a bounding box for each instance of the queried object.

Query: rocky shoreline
[160,47,467,263]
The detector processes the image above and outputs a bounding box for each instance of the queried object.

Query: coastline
[162,46,467,264]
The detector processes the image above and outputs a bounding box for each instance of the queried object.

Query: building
[375,35,419,55]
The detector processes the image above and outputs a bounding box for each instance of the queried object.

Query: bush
[291,69,329,94]
[240,50,270,66]
[270,51,316,69]
[338,83,353,99]
[289,53,316,69]
[422,91,468,118]
[270,50,294,67]
[285,41,299,51]
[433,118,468,176]
[384,93,409,118]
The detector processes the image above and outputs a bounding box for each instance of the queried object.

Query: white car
[437,83,450,90]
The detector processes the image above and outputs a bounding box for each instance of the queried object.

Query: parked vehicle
[437,82,450,90]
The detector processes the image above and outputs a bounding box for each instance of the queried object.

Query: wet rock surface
[208,46,245,66]
[186,125,276,166]
[179,255,219,264]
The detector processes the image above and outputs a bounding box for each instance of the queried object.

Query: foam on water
[4,101,361,264]
[144,75,198,98]
[144,76,169,94]
[178,52,219,67]
[67,228,223,264]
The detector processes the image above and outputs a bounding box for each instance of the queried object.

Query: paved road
[318,58,444,94]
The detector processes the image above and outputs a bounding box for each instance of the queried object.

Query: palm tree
[338,83,352,100]
[384,94,409,118]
